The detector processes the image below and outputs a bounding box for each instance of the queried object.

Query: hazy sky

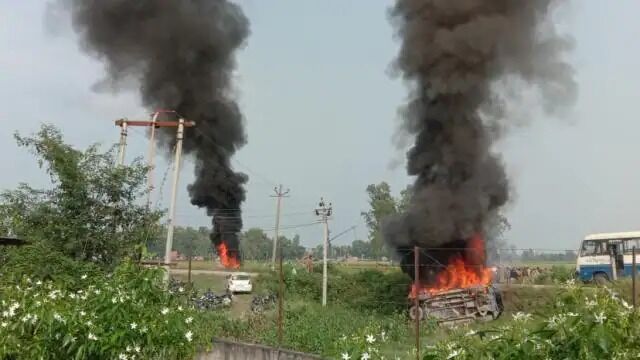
[1,1,639,253]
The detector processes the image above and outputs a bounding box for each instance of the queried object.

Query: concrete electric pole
[271,185,290,270]
[116,119,128,166]
[145,111,160,208]
[164,118,186,276]
[113,114,195,281]
[315,198,332,306]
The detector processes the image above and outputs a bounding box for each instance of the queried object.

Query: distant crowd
[493,266,552,284]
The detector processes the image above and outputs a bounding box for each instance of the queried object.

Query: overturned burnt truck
[398,236,503,326]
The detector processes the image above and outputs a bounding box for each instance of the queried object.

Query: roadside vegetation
[2,125,640,359]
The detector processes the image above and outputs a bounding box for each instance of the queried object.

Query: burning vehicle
[403,235,503,325]
[386,0,575,326]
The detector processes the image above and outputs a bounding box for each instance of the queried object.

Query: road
[170,269,259,277]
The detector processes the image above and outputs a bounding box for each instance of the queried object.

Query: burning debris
[216,242,240,270]
[58,0,250,267]
[386,0,576,307]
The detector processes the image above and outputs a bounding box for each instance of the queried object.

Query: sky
[1,1,639,253]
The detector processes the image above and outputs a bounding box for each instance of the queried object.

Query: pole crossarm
[115,119,196,128]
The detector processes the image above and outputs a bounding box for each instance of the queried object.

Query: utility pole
[116,119,128,166]
[146,111,160,208]
[315,198,332,306]
[164,118,186,280]
[271,185,290,270]
[114,115,195,280]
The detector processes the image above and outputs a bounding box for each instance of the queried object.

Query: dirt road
[170,269,259,277]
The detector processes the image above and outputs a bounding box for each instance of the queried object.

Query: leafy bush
[256,302,409,357]
[259,267,411,314]
[0,125,161,268]
[0,262,211,359]
[422,282,640,359]
[0,244,102,289]
[534,265,575,285]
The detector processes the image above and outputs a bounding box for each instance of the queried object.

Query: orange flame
[411,234,492,297]
[216,242,240,269]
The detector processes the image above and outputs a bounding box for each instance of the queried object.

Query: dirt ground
[171,272,255,317]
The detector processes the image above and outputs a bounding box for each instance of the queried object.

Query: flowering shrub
[423,282,640,360]
[333,324,389,360]
[0,262,209,359]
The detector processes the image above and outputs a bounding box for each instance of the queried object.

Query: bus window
[623,238,640,253]
[581,240,607,256]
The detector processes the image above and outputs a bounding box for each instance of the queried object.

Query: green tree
[351,240,372,259]
[281,234,306,260]
[240,228,272,260]
[0,125,161,268]
[361,182,408,259]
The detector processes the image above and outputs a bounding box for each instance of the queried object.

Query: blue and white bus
[576,231,640,284]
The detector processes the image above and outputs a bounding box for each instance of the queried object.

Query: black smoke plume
[386,0,576,284]
[59,0,250,259]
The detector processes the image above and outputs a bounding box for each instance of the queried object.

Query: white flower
[341,353,351,360]
[86,321,93,326]
[585,299,597,309]
[80,311,86,317]
[126,346,132,352]
[130,322,137,330]
[53,313,64,322]
[178,287,184,293]
[81,274,88,280]
[366,334,375,344]
[595,312,607,324]
[161,308,169,315]
[88,333,98,341]
[512,312,533,322]
[94,289,101,295]
[446,349,462,359]
[185,317,193,324]
[566,312,579,317]
[0,322,7,328]
[8,302,20,317]
[134,345,141,353]
[36,280,42,286]
[621,300,633,310]
[112,297,118,304]
[360,353,370,360]
[140,326,148,334]
[465,329,477,336]
[177,306,183,312]
[118,354,128,360]
[185,330,193,342]
[68,293,76,299]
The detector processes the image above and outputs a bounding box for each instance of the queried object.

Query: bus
[576,231,640,284]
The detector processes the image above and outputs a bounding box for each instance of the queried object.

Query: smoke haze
[56,0,250,257]
[386,0,577,282]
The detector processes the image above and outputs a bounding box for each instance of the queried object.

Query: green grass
[506,261,574,268]
[175,265,578,358]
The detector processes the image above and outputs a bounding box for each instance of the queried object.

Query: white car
[226,273,253,294]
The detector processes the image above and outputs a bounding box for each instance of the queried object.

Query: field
[168,260,580,358]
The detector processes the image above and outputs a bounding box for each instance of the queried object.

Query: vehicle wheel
[409,305,424,320]
[594,273,609,285]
